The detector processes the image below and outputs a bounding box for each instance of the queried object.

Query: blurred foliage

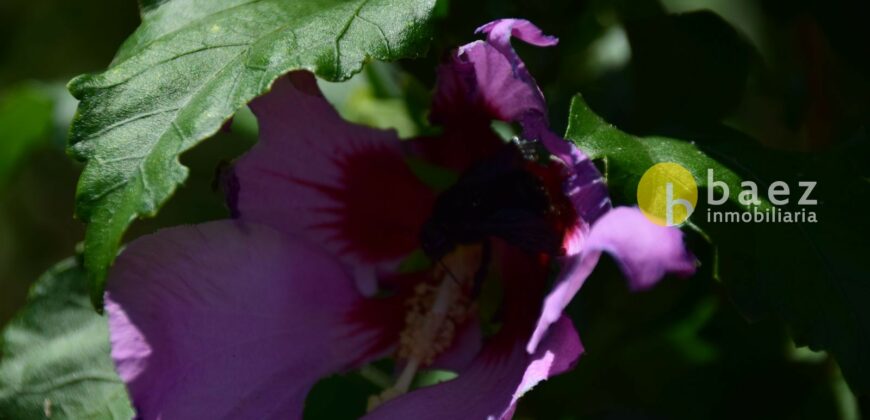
[0,0,140,85]
[0,84,53,184]
[320,61,434,138]
[0,0,140,332]
[0,0,868,418]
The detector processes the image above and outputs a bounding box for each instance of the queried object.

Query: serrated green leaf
[67,0,437,304]
[565,94,749,209]
[0,259,133,419]
[565,94,870,394]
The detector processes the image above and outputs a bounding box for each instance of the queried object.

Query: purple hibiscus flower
[105,19,696,419]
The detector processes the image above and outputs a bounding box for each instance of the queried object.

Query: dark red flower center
[419,140,578,271]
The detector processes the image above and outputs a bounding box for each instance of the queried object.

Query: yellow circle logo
[636,162,698,226]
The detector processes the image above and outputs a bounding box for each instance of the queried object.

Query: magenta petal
[106,221,389,419]
[468,40,546,120]
[431,20,556,125]
[536,128,611,225]
[528,207,696,352]
[434,18,610,226]
[364,316,582,420]
[526,252,600,355]
[502,316,582,418]
[428,18,612,229]
[233,71,435,271]
[473,19,557,86]
[430,18,561,125]
[476,19,559,57]
[585,207,697,289]
[429,316,483,372]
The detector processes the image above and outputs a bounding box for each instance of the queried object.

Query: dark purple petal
[429,316,483,372]
[430,18,611,227]
[476,19,558,74]
[427,43,482,125]
[106,221,394,419]
[535,128,611,227]
[232,71,435,278]
[528,207,696,352]
[460,40,548,122]
[501,315,582,418]
[364,316,581,420]
[430,20,557,126]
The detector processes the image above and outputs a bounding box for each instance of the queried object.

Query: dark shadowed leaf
[566,95,870,394]
[706,135,870,395]
[622,10,755,130]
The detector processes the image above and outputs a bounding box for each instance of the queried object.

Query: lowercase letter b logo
[637,162,698,226]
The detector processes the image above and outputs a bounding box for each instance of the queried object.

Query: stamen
[367,245,482,411]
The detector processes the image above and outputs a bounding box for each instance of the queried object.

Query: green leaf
[0,258,133,419]
[67,0,437,304]
[565,94,870,394]
[0,84,54,184]
[565,94,748,210]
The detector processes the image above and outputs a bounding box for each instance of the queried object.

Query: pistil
[367,245,482,411]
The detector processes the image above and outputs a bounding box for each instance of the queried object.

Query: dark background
[1,0,868,418]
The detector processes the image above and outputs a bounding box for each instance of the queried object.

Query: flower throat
[419,142,566,268]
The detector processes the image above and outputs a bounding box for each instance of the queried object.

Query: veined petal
[502,316,582,419]
[430,20,557,127]
[367,239,576,419]
[587,207,697,290]
[476,19,559,50]
[430,316,484,372]
[476,19,558,81]
[231,71,435,272]
[528,207,696,352]
[364,316,581,420]
[536,129,611,227]
[106,221,399,419]
[430,18,611,227]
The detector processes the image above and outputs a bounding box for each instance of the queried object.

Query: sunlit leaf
[565,93,747,209]
[67,0,437,304]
